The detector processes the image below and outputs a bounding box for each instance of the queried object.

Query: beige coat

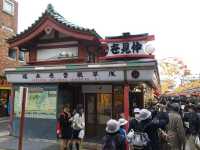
[166,111,186,150]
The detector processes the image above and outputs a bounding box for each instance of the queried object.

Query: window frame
[18,51,25,62]
[2,0,15,16]
[8,48,17,60]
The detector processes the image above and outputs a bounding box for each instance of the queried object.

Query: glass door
[96,93,112,138]
[85,93,112,140]
[85,93,97,138]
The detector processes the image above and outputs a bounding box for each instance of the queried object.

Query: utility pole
[18,87,28,150]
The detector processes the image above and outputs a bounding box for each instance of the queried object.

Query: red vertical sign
[123,83,129,129]
[124,84,129,150]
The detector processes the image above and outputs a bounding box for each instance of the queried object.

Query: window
[113,86,124,119]
[18,51,25,61]
[37,47,78,61]
[8,48,16,59]
[3,0,14,15]
[87,52,95,63]
[97,94,112,124]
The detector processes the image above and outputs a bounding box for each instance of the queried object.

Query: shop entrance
[83,85,112,140]
[129,85,144,115]
[85,93,112,140]
[58,84,82,116]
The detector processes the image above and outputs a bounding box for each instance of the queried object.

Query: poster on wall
[14,87,57,119]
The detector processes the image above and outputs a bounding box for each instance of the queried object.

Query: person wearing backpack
[128,109,153,150]
[103,119,126,150]
[118,118,128,138]
[118,118,129,150]
[128,108,166,150]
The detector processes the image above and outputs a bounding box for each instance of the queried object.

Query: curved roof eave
[8,4,102,47]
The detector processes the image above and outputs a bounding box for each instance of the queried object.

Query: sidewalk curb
[26,138,58,144]
[0,117,9,120]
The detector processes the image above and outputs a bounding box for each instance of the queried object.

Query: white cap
[139,109,152,121]
[118,118,128,126]
[106,119,120,133]
[134,108,140,113]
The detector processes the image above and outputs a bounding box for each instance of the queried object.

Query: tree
[161,80,176,94]
[174,80,200,94]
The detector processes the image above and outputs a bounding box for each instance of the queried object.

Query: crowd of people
[103,97,200,150]
[56,96,200,150]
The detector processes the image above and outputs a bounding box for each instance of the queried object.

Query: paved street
[0,117,10,137]
[0,117,60,150]
[0,117,191,150]
[0,117,101,150]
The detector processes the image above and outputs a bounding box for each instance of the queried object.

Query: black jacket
[128,114,168,150]
[103,132,126,150]
[156,111,169,130]
[183,112,200,135]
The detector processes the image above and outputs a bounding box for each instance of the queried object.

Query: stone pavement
[0,135,101,150]
[0,135,103,150]
[0,117,101,150]
[0,135,60,150]
[0,117,59,150]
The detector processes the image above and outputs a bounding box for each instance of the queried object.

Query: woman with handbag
[71,105,85,150]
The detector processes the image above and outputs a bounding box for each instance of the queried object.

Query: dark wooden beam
[36,37,77,44]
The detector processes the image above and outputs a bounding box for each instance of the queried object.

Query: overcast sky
[16,0,200,74]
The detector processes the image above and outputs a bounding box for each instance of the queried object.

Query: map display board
[14,86,57,119]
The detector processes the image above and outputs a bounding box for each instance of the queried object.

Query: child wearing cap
[103,119,126,150]
[118,118,128,139]
[118,118,128,150]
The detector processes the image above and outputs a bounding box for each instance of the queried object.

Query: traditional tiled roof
[8,4,101,42]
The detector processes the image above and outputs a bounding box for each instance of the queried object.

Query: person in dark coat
[196,103,200,121]
[166,103,186,150]
[153,103,169,150]
[183,105,200,150]
[129,109,167,150]
[59,105,73,150]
